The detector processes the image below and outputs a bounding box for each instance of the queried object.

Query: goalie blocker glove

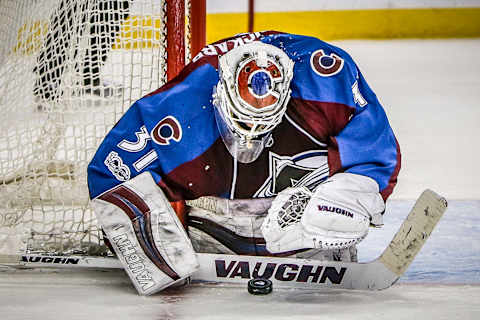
[91,172,199,295]
[261,173,385,253]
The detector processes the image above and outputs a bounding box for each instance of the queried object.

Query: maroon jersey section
[235,117,326,198]
[160,138,233,200]
[162,97,355,200]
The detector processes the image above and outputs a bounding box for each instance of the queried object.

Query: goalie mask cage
[0,0,205,259]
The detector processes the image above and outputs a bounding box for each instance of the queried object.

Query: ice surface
[1,39,480,319]
[358,200,480,284]
[1,270,479,320]
[337,39,480,200]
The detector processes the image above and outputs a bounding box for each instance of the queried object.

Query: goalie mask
[213,42,294,163]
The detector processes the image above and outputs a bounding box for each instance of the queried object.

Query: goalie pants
[186,200,358,263]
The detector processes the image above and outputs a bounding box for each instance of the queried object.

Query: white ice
[1,39,480,319]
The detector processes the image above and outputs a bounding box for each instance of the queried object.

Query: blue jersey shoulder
[261,33,367,111]
[262,32,398,195]
[145,67,220,174]
[88,63,220,198]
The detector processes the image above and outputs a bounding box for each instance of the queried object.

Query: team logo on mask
[237,60,283,109]
[310,49,344,77]
[151,116,182,146]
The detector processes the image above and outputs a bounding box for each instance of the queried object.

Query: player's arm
[329,68,400,202]
[262,41,400,253]
[88,100,157,198]
[87,99,198,295]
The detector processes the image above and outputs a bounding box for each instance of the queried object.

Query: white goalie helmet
[213,41,294,163]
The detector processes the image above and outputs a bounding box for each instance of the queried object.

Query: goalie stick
[0,189,447,290]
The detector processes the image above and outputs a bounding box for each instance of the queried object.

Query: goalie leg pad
[92,172,198,295]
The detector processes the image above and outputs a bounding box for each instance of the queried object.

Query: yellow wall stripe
[12,8,480,55]
[113,15,163,49]
[206,8,480,43]
[13,15,164,54]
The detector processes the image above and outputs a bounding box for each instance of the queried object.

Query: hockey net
[0,0,202,260]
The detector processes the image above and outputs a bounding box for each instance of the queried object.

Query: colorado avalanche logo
[236,60,282,109]
[151,115,182,146]
[310,49,344,77]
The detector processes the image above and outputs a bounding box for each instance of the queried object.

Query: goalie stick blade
[191,189,448,290]
[378,189,448,278]
[194,253,397,290]
[0,252,399,290]
[0,254,123,269]
[0,189,447,291]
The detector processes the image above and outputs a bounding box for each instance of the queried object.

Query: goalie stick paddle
[0,189,447,291]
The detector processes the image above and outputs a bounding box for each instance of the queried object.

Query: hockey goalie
[87,31,401,295]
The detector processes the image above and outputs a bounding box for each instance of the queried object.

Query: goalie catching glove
[91,172,198,295]
[261,173,385,253]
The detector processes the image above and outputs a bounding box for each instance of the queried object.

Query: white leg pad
[91,172,198,295]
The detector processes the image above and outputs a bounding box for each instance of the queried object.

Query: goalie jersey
[87,31,401,204]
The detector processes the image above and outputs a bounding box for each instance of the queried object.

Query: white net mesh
[0,0,190,257]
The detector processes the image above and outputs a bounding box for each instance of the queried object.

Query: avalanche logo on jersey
[237,58,283,109]
[310,49,344,77]
[151,116,182,146]
[254,150,329,197]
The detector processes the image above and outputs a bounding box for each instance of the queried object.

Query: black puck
[248,278,273,295]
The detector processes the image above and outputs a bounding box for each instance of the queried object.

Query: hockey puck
[248,278,273,295]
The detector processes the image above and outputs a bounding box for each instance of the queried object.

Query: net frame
[0,0,205,258]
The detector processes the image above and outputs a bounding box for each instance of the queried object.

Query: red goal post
[167,0,206,80]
